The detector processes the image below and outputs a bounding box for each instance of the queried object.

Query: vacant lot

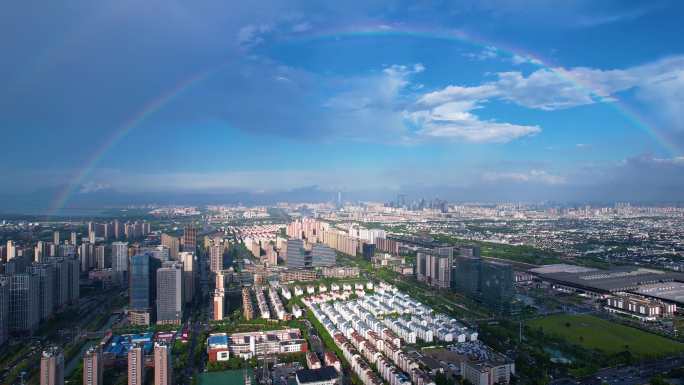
[528,314,684,358]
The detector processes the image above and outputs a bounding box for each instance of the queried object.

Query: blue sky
[2,0,684,207]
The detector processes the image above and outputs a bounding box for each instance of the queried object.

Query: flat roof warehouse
[531,264,684,304]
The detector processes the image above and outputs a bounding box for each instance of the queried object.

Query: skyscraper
[182,226,197,252]
[83,345,103,385]
[40,346,64,385]
[154,343,172,385]
[53,231,60,246]
[179,252,195,304]
[112,242,129,273]
[8,273,40,333]
[0,279,9,346]
[311,244,336,267]
[127,345,144,385]
[156,264,183,325]
[70,232,77,246]
[452,254,482,297]
[129,254,160,325]
[480,261,514,314]
[286,239,306,268]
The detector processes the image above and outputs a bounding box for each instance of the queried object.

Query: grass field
[528,314,684,358]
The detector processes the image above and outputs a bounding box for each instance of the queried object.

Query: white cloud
[417,55,684,145]
[79,182,111,194]
[462,46,499,61]
[237,24,272,47]
[418,84,499,106]
[408,100,541,143]
[510,54,543,66]
[483,170,566,185]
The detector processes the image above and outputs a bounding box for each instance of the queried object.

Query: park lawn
[528,314,684,358]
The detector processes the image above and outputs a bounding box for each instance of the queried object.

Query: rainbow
[48,24,677,215]
[48,63,224,215]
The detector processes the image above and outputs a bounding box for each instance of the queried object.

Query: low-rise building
[295,366,339,385]
[461,359,514,385]
[605,294,676,321]
[209,328,307,360]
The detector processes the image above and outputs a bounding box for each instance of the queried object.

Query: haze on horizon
[2,0,684,212]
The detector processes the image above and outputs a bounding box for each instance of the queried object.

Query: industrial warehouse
[529,264,684,320]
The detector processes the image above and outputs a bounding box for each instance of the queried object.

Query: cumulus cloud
[407,100,541,143]
[417,55,684,146]
[424,56,684,110]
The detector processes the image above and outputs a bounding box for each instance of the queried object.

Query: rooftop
[636,282,684,304]
[537,266,684,293]
[295,367,339,384]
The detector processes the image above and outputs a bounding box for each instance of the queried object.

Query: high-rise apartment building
[95,245,106,269]
[182,226,197,252]
[40,346,64,385]
[112,242,129,273]
[113,220,121,239]
[213,272,225,321]
[48,259,69,310]
[209,245,223,273]
[34,241,46,263]
[127,346,144,385]
[156,264,183,325]
[321,230,359,256]
[80,243,95,272]
[154,343,172,385]
[66,257,80,304]
[161,234,180,260]
[416,247,454,289]
[83,345,103,385]
[6,240,16,261]
[28,264,56,322]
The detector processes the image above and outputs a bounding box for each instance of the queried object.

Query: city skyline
[2,1,684,212]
